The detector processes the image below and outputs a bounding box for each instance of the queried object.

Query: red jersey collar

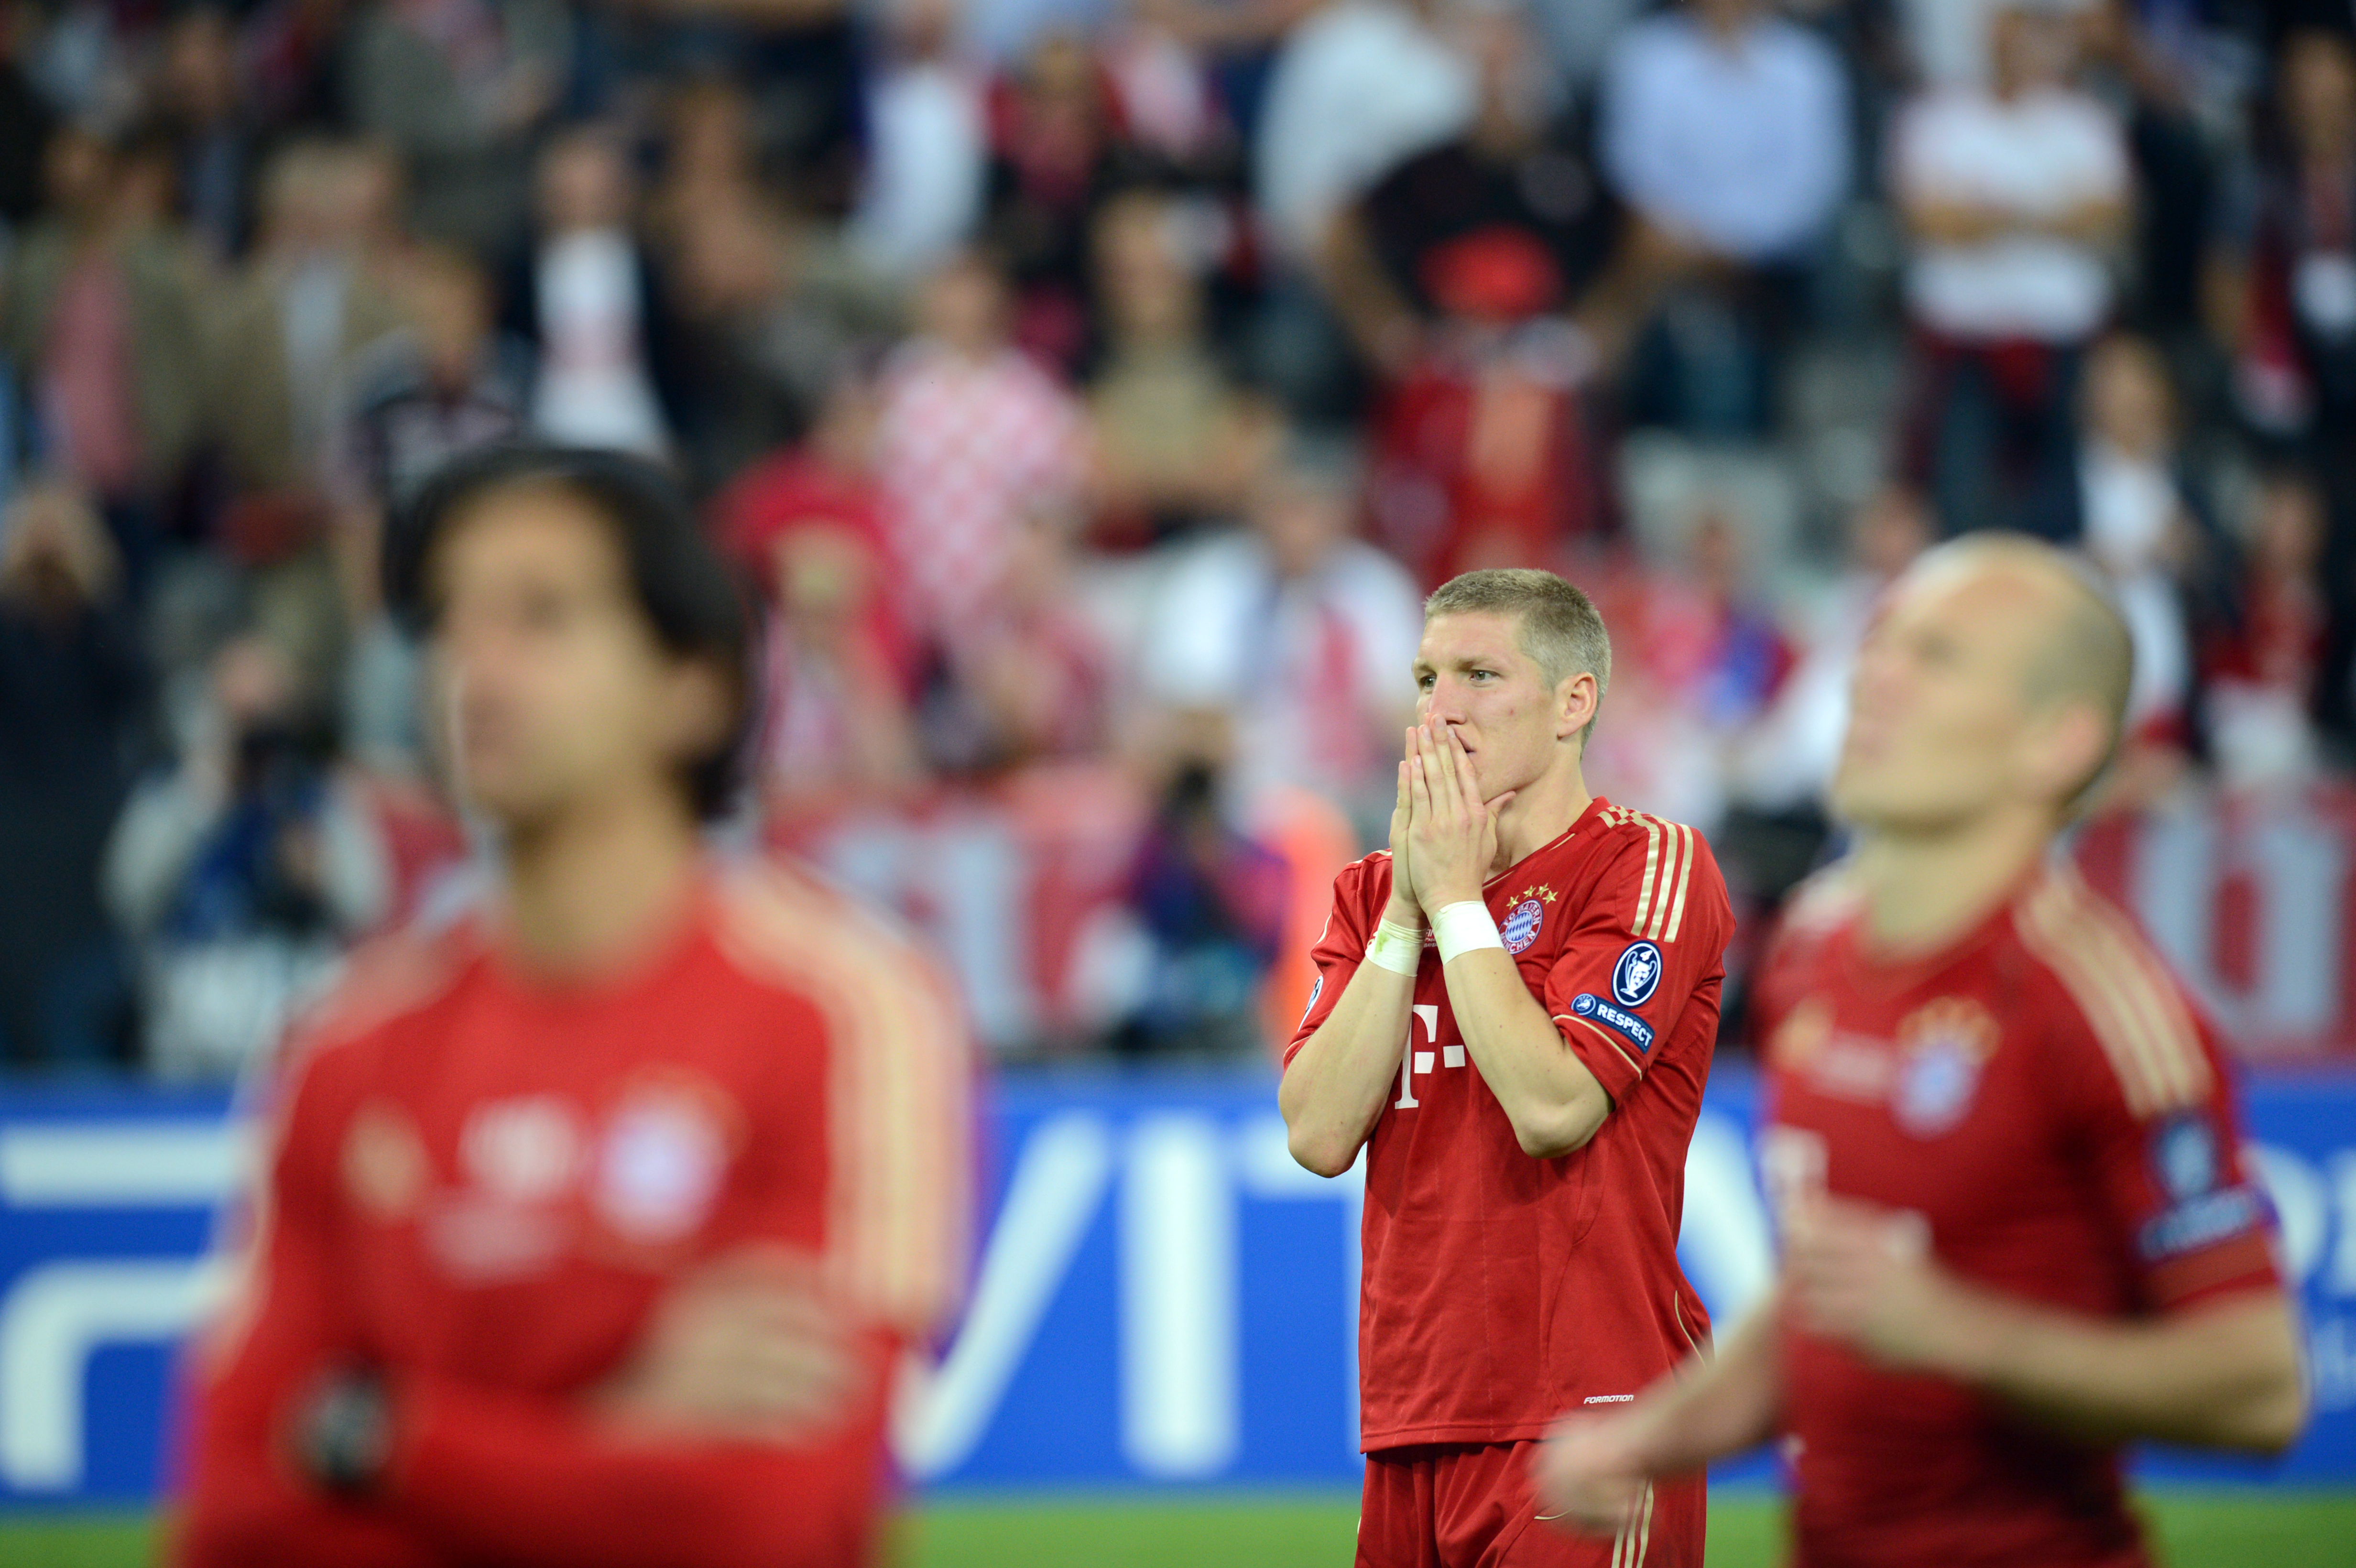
[1830,855,2061,995]
[1483,794,1607,892]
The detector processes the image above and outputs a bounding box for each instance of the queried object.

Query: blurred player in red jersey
[1537,536,2308,1567]
[171,446,971,1568]
[1280,569,1734,1568]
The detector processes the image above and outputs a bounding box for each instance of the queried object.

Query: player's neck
[497,780,704,978]
[1851,804,2056,958]
[1491,761,1591,876]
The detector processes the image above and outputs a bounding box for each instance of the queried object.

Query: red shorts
[1355,1442,1703,1568]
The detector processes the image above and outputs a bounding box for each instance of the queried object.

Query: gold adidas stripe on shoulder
[1602,806,1698,943]
[2017,872,2211,1117]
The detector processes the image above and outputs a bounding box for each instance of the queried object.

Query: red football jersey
[1287,796,1734,1450]
[1753,863,2282,1568]
[172,857,971,1568]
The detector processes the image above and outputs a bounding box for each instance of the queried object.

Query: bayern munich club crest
[1891,997,2000,1138]
[1612,940,1663,1007]
[1503,900,1545,954]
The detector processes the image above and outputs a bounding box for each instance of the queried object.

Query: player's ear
[2024,699,2109,806]
[1555,671,1596,743]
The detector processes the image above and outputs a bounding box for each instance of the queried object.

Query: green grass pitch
[5,1492,2353,1566]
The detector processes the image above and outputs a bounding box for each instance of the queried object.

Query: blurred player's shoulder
[711,850,973,1332]
[1777,861,1865,942]
[709,852,960,1014]
[2008,862,2218,1119]
[276,902,489,1074]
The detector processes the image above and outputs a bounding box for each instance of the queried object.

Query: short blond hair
[1424,568,1612,744]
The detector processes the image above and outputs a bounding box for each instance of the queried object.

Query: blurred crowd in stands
[1,0,2352,1073]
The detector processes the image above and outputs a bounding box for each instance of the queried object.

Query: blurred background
[0,0,2355,1559]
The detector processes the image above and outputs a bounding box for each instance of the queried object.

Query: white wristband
[1364,919,1424,976]
[1433,901,1504,963]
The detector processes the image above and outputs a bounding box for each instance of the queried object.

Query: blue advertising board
[0,1065,2350,1507]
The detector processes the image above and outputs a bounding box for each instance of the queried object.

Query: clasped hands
[1387,720,1516,922]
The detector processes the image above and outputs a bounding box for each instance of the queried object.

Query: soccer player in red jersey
[1280,569,1734,1568]
[171,447,971,1568]
[1536,537,2308,1567]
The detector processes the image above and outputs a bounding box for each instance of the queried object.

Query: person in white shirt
[1893,0,2129,536]
[1597,0,1849,436]
[1142,442,1423,817]
[851,0,987,281]
[526,128,671,457]
[1253,0,1473,266]
[1599,0,1849,266]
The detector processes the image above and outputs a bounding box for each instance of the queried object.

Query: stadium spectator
[874,246,1089,647]
[652,80,905,491]
[717,376,926,813]
[2,124,212,582]
[0,2,56,228]
[1322,0,1623,381]
[105,633,387,1079]
[1599,0,1850,436]
[0,482,144,1068]
[2216,29,2356,459]
[1114,758,1291,1056]
[1086,187,1269,544]
[1892,0,2131,536]
[209,142,407,504]
[150,4,260,261]
[325,246,528,780]
[1253,0,1472,268]
[851,0,989,282]
[982,31,1147,370]
[2203,464,2332,789]
[2072,334,2202,759]
[514,125,676,457]
[1141,438,1423,817]
[340,0,567,255]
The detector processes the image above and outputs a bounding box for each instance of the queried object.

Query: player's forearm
[1933,1286,2306,1453]
[386,1372,886,1568]
[1625,1295,1786,1477]
[1280,961,1415,1176]
[1442,951,1609,1158]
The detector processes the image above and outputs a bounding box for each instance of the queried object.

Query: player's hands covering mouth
[590,1245,864,1442]
[1405,720,1515,914]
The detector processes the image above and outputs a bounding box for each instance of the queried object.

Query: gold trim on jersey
[2017,869,2211,1118]
[717,865,972,1334]
[1611,1480,1656,1568]
[1600,806,1700,943]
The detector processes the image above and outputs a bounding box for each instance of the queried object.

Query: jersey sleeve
[2024,900,2282,1314]
[1282,857,1385,1069]
[1541,825,1733,1104]
[171,1047,441,1568]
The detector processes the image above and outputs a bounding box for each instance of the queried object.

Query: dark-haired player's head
[388,446,753,836]
[1832,534,2132,835]
[1414,568,1612,802]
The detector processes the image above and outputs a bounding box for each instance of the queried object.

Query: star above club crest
[1517,884,1558,904]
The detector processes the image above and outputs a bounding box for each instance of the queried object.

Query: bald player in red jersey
[1537,537,2308,1568]
[1282,569,1734,1568]
[173,447,970,1568]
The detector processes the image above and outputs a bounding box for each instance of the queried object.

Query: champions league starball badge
[1612,941,1663,1007]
